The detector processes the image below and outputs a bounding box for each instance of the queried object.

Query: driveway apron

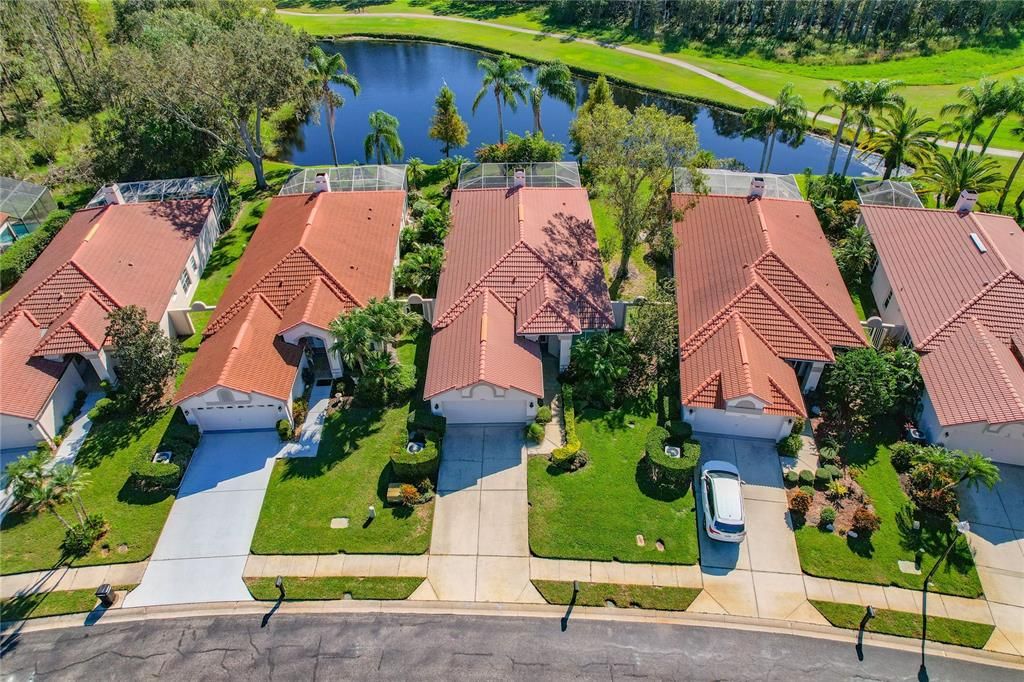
[424,425,542,603]
[123,431,283,607]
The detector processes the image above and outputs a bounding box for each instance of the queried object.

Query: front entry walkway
[123,431,283,607]
[417,426,543,603]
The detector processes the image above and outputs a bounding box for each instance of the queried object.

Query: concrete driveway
[423,425,541,604]
[124,431,283,607]
[695,435,801,575]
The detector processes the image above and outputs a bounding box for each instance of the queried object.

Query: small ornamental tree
[428,84,469,157]
[882,346,924,415]
[475,132,564,163]
[564,332,633,408]
[107,305,180,411]
[825,348,894,435]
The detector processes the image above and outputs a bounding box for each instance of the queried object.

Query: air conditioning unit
[664,445,681,459]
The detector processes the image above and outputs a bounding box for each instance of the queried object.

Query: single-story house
[423,168,614,424]
[175,170,405,433]
[0,179,223,449]
[673,177,866,441]
[861,195,1024,465]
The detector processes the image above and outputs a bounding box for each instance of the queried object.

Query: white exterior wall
[163,206,222,336]
[683,404,794,442]
[429,384,540,424]
[0,415,46,450]
[918,388,1024,466]
[870,261,906,329]
[180,387,290,432]
[0,365,84,449]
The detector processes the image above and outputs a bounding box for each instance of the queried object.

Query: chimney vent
[513,169,526,188]
[749,176,766,199]
[314,172,331,194]
[100,183,125,205]
[954,189,978,214]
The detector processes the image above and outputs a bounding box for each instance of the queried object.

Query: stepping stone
[897,560,921,575]
[330,517,350,529]
[655,540,665,552]
[636,534,646,547]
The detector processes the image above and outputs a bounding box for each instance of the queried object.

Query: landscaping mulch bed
[786,471,868,534]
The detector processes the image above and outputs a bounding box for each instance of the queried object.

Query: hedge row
[550,384,581,469]
[129,413,200,490]
[0,210,71,289]
[390,430,441,483]
[407,407,446,436]
[644,425,700,487]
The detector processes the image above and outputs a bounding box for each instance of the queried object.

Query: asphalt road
[0,612,1016,681]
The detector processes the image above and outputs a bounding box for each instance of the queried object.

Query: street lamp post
[919,520,969,675]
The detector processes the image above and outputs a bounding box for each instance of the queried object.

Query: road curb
[3,597,1021,670]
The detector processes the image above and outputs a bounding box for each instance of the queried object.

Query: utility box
[95,583,115,608]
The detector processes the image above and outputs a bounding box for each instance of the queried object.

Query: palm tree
[940,79,1002,152]
[359,350,407,406]
[306,45,360,167]
[833,225,874,286]
[530,60,576,135]
[395,243,444,295]
[363,110,403,164]
[472,54,530,144]
[406,157,425,189]
[329,299,417,373]
[815,80,864,175]
[840,79,904,177]
[997,118,1024,212]
[51,464,90,525]
[743,84,806,173]
[4,448,49,507]
[924,152,1004,207]
[978,77,1023,155]
[939,451,1001,493]
[361,298,419,341]
[26,481,74,531]
[864,106,936,179]
[329,313,375,373]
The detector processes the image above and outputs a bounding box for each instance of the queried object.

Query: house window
[883,289,893,309]
[189,254,199,272]
[870,254,879,273]
[180,269,192,292]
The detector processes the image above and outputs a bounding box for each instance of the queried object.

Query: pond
[278,40,884,177]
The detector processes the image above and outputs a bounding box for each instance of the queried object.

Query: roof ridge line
[683,370,722,405]
[0,259,120,328]
[433,240,527,328]
[733,314,754,397]
[681,283,759,353]
[753,200,772,252]
[479,288,491,381]
[970,317,1024,414]
[215,294,280,389]
[755,251,864,345]
[298,192,323,250]
[968,212,1012,272]
[296,246,363,308]
[750,269,835,359]
[767,376,805,416]
[917,270,1013,350]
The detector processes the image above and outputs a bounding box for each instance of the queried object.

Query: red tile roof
[919,318,1024,427]
[860,206,1023,351]
[176,295,303,403]
[1,199,213,328]
[425,187,612,397]
[178,190,404,404]
[33,291,112,356]
[0,311,71,419]
[673,193,864,412]
[424,289,543,398]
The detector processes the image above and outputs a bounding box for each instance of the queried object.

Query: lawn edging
[244,576,423,601]
[809,599,995,649]
[532,580,701,611]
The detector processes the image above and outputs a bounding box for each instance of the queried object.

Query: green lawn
[533,580,701,611]
[1,588,102,622]
[245,576,423,601]
[0,409,188,575]
[811,600,995,649]
[528,408,699,565]
[793,426,983,597]
[848,277,879,321]
[250,332,434,555]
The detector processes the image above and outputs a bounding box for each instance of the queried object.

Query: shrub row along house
[176,168,406,432]
[861,195,1024,465]
[672,172,866,441]
[0,179,224,449]
[423,165,614,424]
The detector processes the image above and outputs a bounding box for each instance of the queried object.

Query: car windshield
[714,521,745,534]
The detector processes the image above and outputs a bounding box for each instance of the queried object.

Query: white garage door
[691,408,784,441]
[442,399,529,424]
[192,403,282,432]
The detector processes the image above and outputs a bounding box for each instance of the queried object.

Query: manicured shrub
[0,209,71,289]
[411,199,433,218]
[791,417,806,435]
[391,431,441,483]
[276,419,293,442]
[777,433,802,457]
[644,426,699,488]
[61,514,106,558]
[669,420,693,441]
[852,506,881,533]
[551,384,584,469]
[889,441,917,473]
[815,467,834,485]
[817,444,840,465]
[408,407,446,436]
[908,463,959,516]
[798,469,815,486]
[790,490,812,514]
[399,483,420,506]
[826,480,849,499]
[87,397,114,421]
[799,485,815,498]
[784,470,799,486]
[819,506,837,526]
[823,464,842,480]
[535,405,553,425]
[129,452,181,490]
[526,422,545,443]
[292,398,309,429]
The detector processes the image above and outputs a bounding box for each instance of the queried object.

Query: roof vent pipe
[513,169,526,189]
[749,177,766,200]
[954,189,978,214]
[99,183,125,205]
[314,172,331,194]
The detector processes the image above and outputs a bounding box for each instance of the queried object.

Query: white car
[700,460,746,543]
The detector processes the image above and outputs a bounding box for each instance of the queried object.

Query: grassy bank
[811,600,995,649]
[533,580,701,611]
[0,586,135,622]
[245,576,423,601]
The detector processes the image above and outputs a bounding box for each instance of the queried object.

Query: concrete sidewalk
[0,562,147,600]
